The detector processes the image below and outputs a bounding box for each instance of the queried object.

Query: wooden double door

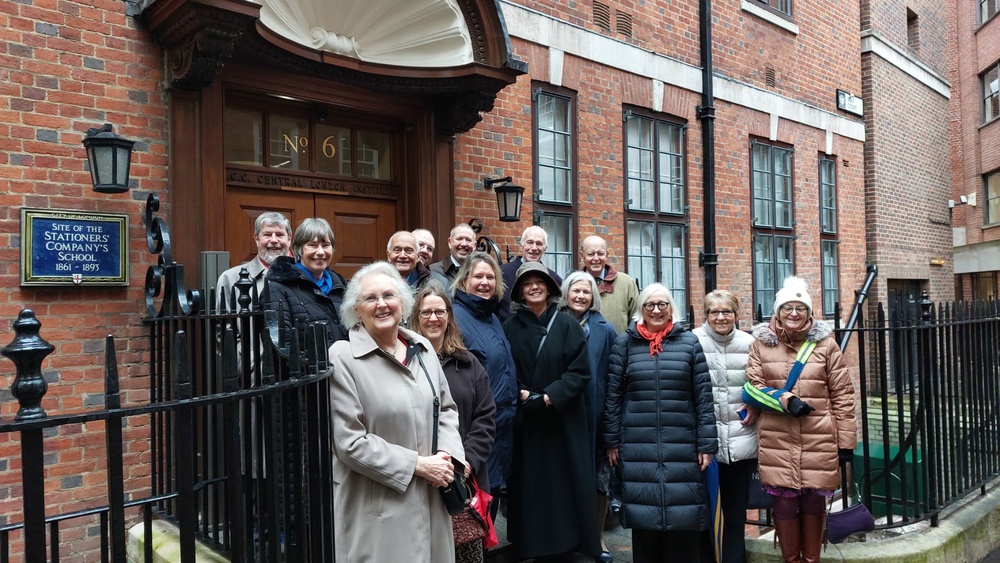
[225,186,396,279]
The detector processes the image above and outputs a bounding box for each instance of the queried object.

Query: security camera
[948,199,956,209]
[960,195,969,204]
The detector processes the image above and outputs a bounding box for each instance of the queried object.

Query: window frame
[751,138,796,317]
[986,170,1000,226]
[537,212,576,277]
[981,0,998,26]
[983,62,1000,125]
[532,85,578,274]
[755,0,793,19]
[622,107,689,305]
[223,95,399,183]
[819,155,840,318]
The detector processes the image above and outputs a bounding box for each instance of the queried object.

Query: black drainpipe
[697,0,718,293]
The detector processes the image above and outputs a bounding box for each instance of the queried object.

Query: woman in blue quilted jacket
[604,283,718,563]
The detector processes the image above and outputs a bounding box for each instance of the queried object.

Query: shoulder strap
[783,340,818,391]
[416,352,441,453]
[534,309,559,360]
[741,339,818,413]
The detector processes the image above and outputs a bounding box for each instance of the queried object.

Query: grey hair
[449,223,475,239]
[450,252,505,298]
[255,212,292,237]
[291,218,335,261]
[559,271,602,313]
[340,261,415,329]
[521,225,548,245]
[411,228,435,245]
[386,230,416,252]
[634,283,685,323]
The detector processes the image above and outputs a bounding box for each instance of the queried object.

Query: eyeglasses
[779,305,809,314]
[708,309,736,318]
[417,308,448,319]
[643,301,670,312]
[361,292,400,305]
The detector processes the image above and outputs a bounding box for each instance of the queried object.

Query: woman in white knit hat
[744,277,857,563]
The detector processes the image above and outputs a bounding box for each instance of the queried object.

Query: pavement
[488,482,1000,563]
[488,505,635,562]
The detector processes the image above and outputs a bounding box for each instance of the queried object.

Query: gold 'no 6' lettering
[282,134,308,155]
[282,134,338,158]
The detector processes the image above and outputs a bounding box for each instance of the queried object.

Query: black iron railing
[0,195,336,561]
[843,296,1000,528]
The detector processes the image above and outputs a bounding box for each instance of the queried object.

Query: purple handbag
[825,502,875,544]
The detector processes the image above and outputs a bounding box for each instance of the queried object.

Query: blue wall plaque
[21,208,129,286]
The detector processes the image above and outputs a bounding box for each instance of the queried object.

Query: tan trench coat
[329,326,465,563]
[746,320,857,491]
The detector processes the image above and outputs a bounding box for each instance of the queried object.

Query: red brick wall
[860,0,956,305]
[514,0,703,66]
[712,0,862,114]
[455,1,866,321]
[951,0,1000,248]
[0,0,166,551]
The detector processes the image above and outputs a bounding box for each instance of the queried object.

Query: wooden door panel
[316,196,397,279]
[224,187,313,266]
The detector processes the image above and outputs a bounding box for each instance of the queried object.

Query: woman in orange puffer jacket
[745,277,857,563]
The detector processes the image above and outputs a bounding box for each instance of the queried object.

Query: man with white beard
[216,212,292,310]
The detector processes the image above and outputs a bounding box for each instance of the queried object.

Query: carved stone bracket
[435,89,498,137]
[137,0,260,90]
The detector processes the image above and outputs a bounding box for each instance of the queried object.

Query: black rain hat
[511,261,562,304]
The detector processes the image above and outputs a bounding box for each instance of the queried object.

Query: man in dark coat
[429,223,476,286]
[503,261,600,560]
[497,226,563,322]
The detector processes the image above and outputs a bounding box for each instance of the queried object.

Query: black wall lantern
[82,123,135,194]
[483,176,524,222]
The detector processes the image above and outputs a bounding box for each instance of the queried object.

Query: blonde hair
[450,252,505,299]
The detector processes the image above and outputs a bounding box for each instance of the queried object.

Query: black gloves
[786,396,815,417]
[838,449,854,464]
[521,392,546,414]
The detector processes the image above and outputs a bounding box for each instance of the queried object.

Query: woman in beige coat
[746,277,856,563]
[329,261,466,563]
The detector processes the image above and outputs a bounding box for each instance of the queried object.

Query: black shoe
[597,550,613,563]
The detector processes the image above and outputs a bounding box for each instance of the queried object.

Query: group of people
[216,213,858,563]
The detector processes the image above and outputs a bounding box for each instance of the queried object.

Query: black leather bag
[439,459,470,516]
[746,462,773,510]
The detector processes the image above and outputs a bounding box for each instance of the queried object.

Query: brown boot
[800,513,825,562]
[772,517,801,562]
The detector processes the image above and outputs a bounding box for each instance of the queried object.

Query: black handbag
[746,462,773,510]
[418,353,470,516]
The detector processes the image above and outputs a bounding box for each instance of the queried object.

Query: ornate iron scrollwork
[143,194,201,317]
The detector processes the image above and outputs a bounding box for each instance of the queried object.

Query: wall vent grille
[593,1,611,31]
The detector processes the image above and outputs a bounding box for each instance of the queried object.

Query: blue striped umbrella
[706,457,723,563]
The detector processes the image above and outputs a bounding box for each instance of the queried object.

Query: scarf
[636,320,673,357]
[597,265,618,294]
[295,262,334,295]
[578,310,591,338]
[768,315,813,347]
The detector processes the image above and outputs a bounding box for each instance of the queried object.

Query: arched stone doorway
[137,0,524,281]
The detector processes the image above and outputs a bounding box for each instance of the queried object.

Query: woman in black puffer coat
[266,217,349,347]
[604,283,717,563]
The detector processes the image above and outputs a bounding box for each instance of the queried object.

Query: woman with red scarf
[604,283,717,563]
